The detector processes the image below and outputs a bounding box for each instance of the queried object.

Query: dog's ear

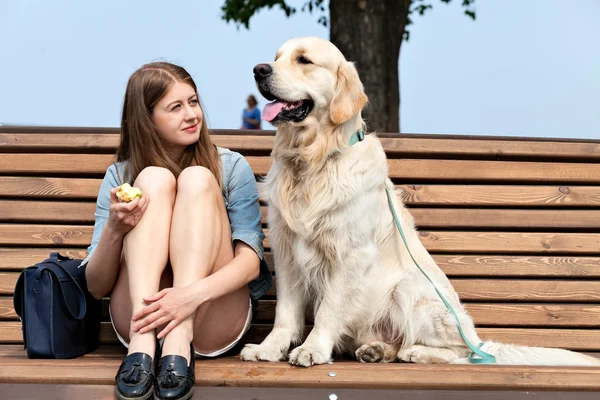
[329,61,368,125]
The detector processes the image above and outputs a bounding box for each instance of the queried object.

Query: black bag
[13,252,102,358]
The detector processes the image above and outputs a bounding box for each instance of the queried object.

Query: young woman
[82,62,271,400]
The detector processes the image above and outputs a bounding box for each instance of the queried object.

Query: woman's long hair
[116,62,221,187]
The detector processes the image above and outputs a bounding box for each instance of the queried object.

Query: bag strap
[48,252,71,262]
[33,261,87,320]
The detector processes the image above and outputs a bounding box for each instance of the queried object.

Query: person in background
[241,95,261,130]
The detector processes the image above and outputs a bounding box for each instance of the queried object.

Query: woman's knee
[134,166,176,198]
[177,166,219,198]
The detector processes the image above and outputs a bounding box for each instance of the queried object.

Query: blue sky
[0,0,598,139]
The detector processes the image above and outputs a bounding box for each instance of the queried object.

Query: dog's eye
[298,56,312,65]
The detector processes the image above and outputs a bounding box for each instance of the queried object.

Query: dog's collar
[349,129,365,146]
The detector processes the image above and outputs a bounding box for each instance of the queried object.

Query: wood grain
[3,154,600,183]
[4,200,600,230]
[3,178,600,207]
[1,249,599,278]
[2,225,599,253]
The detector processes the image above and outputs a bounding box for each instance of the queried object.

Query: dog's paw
[397,345,451,364]
[397,346,426,363]
[240,343,287,362]
[355,342,384,363]
[288,344,331,367]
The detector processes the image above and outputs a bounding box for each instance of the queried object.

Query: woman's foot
[155,343,195,400]
[115,337,159,400]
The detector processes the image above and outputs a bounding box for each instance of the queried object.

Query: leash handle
[385,186,495,364]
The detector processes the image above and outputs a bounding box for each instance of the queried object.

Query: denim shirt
[80,146,272,300]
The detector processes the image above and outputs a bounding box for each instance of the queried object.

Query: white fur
[240,37,600,367]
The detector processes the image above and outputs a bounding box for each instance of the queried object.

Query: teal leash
[349,129,496,364]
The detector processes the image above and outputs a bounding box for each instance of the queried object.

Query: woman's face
[152,81,203,150]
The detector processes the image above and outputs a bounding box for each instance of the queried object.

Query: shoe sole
[154,387,194,400]
[115,384,155,400]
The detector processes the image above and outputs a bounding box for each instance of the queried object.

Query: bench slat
[2,224,600,253]
[0,177,100,199]
[1,321,600,351]
[3,177,600,207]
[3,154,600,183]
[248,300,600,327]
[2,200,600,230]
[2,272,600,302]
[401,185,600,207]
[1,248,599,277]
[6,298,599,327]
[0,347,599,390]
[434,255,600,277]
[3,133,600,160]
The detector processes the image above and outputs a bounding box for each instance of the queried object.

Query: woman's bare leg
[109,167,176,357]
[163,166,250,361]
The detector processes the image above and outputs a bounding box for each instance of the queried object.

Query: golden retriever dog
[240,37,600,367]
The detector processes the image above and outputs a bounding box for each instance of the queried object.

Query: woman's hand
[107,188,149,235]
[131,285,202,339]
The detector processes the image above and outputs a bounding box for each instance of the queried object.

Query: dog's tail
[463,341,600,366]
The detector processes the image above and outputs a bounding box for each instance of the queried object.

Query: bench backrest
[1,127,599,352]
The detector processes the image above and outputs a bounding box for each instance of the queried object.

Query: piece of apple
[116,183,143,203]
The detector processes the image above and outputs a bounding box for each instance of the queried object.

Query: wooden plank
[1,249,599,278]
[4,199,600,229]
[3,268,600,302]
[408,209,600,229]
[376,137,600,160]
[451,280,600,302]
[434,255,600,277]
[2,225,600,253]
[3,154,600,183]
[1,358,600,392]
[3,178,600,208]
[0,133,119,151]
[0,177,100,199]
[193,359,600,391]
[0,154,116,175]
[3,132,600,160]
[400,185,600,207]
[0,248,89,270]
[390,160,600,183]
[3,297,600,328]
[1,321,600,351]
[262,277,600,302]
[418,231,600,254]
[0,200,96,223]
[0,224,93,246]
[252,300,600,327]
[465,304,600,327]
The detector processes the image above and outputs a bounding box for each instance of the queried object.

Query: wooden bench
[1,126,600,397]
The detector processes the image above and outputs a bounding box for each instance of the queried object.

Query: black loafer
[115,351,156,400]
[154,344,195,400]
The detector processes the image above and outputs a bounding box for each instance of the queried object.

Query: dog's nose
[253,63,272,80]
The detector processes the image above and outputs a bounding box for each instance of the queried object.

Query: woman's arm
[85,220,125,300]
[192,241,259,303]
[85,166,149,299]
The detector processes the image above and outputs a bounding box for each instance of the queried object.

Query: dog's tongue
[263,101,287,122]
